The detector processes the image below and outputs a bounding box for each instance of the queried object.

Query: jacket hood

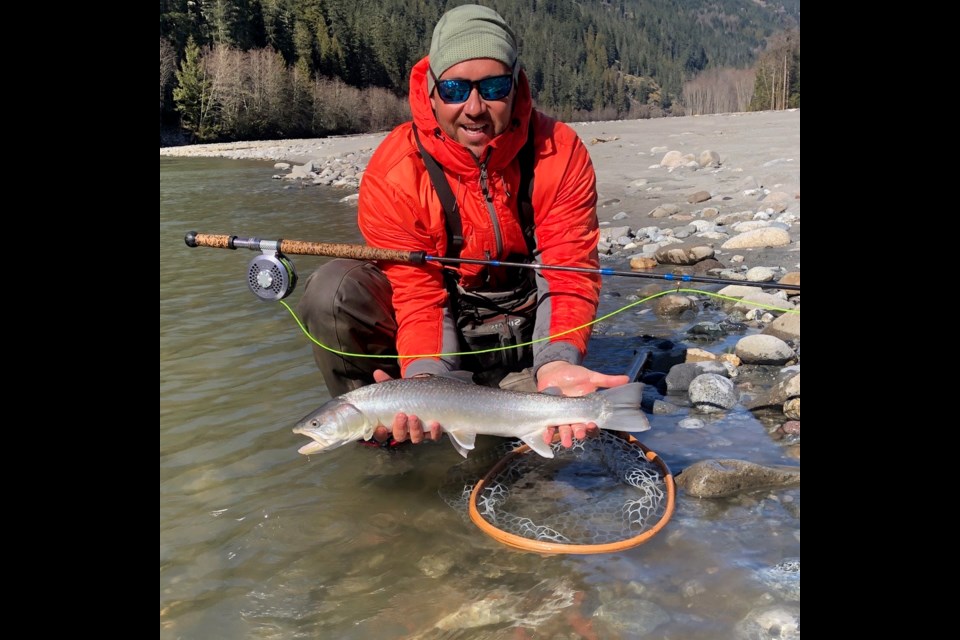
[408,55,532,176]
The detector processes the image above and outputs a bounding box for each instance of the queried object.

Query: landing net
[449,432,674,554]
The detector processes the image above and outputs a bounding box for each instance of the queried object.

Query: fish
[292,375,650,459]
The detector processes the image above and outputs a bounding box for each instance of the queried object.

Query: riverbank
[160,109,800,274]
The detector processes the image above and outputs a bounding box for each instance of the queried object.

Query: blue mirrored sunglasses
[431,70,514,104]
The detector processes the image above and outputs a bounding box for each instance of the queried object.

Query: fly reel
[247,251,298,301]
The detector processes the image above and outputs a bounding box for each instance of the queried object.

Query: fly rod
[184,231,801,301]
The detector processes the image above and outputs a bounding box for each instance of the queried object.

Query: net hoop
[468,434,675,554]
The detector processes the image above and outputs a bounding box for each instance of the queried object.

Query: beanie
[428,4,518,95]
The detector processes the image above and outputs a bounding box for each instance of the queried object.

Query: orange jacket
[358,56,600,378]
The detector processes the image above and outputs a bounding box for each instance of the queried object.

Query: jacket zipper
[478,153,504,257]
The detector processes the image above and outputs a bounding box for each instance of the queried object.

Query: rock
[686,322,726,339]
[783,397,800,420]
[718,353,741,367]
[665,361,730,393]
[654,242,715,265]
[779,272,801,288]
[733,291,796,313]
[762,191,792,212]
[685,348,717,363]
[717,284,757,299]
[731,220,774,233]
[737,605,800,640]
[594,599,670,637]
[762,310,801,341]
[745,371,800,411]
[745,266,776,282]
[687,190,712,204]
[637,283,666,298]
[599,225,632,244]
[678,417,705,429]
[689,373,737,412]
[654,294,697,316]
[659,150,688,168]
[735,335,795,365]
[629,256,657,270]
[714,210,755,226]
[287,162,316,179]
[652,399,681,415]
[721,227,791,249]
[675,459,801,498]
[698,150,721,167]
[772,372,801,404]
[690,257,725,275]
[648,204,680,218]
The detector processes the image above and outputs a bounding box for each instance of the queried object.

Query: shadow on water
[161,157,799,639]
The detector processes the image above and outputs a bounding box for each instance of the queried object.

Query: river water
[160,156,800,639]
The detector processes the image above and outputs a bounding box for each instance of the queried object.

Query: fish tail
[598,382,651,433]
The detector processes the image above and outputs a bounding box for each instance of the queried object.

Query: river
[160,156,799,639]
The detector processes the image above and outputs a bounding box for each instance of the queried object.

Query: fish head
[292,399,374,455]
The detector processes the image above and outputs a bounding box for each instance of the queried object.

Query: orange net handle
[468,435,675,554]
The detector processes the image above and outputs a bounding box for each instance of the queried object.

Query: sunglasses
[430,69,514,104]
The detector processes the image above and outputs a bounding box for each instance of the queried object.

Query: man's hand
[536,361,630,448]
[371,369,443,444]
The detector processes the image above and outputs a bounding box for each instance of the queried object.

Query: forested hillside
[160,0,799,143]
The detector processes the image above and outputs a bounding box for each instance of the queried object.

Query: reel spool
[247,251,298,301]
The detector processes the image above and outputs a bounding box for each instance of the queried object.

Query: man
[298,4,627,449]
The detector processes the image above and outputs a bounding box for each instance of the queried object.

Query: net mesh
[442,432,673,550]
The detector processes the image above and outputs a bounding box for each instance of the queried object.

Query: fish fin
[541,386,563,396]
[598,383,652,433]
[520,433,556,458]
[446,430,477,458]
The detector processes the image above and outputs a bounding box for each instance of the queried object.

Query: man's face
[430,58,515,159]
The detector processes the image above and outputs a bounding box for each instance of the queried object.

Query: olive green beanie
[428,4,518,95]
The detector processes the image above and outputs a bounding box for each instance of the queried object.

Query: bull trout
[293,376,650,459]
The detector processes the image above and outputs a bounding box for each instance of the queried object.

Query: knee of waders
[298,259,389,323]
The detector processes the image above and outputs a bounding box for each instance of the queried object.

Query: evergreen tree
[262,0,295,62]
[749,28,799,111]
[201,0,238,45]
[172,37,220,141]
[160,37,178,114]
[161,1,801,139]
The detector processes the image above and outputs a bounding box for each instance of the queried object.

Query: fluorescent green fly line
[278,288,799,360]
